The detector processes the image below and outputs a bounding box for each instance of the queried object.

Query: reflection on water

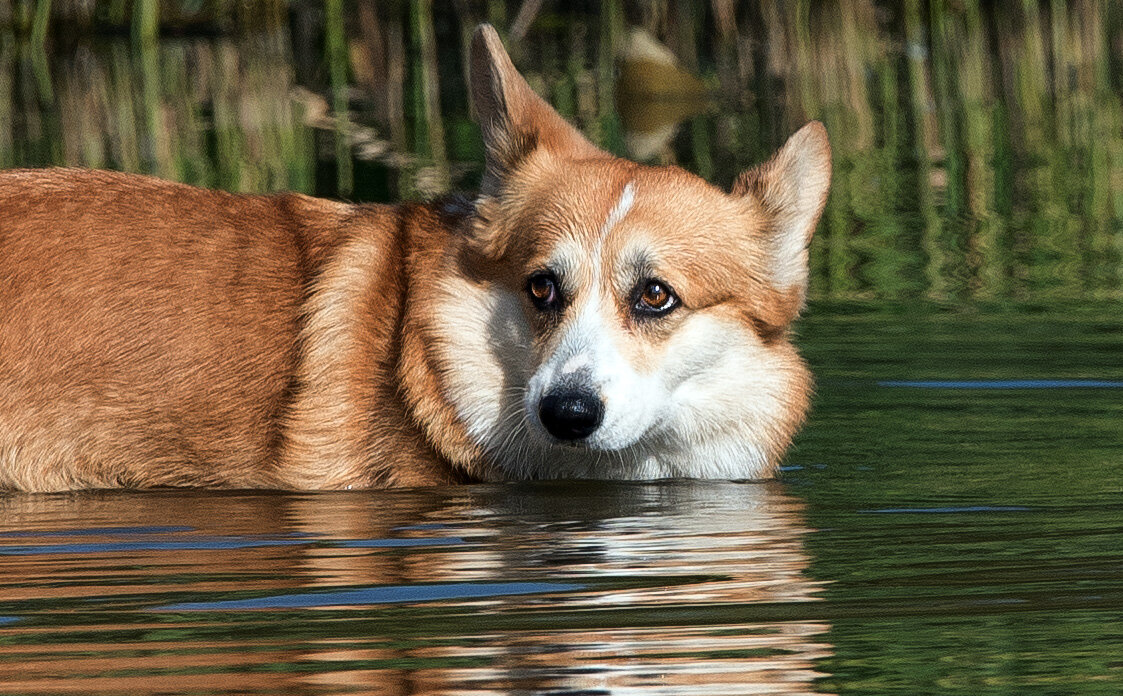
[0,318,1118,695]
[4,32,314,193]
[2,2,1122,693]
[792,306,1123,694]
[616,28,709,160]
[3,2,1121,301]
[0,484,832,695]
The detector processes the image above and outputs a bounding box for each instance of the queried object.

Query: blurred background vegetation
[1,0,1121,304]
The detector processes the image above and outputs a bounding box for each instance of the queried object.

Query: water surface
[1,307,1120,694]
[1,3,1122,693]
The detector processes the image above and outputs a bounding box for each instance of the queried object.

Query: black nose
[538,389,604,441]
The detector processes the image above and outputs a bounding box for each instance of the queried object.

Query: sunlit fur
[430,156,818,481]
[427,25,830,481]
[0,25,828,490]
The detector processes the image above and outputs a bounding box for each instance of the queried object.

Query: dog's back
[0,169,354,490]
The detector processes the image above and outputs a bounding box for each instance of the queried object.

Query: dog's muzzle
[538,388,603,441]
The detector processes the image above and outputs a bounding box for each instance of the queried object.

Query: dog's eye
[526,272,561,311]
[634,279,678,317]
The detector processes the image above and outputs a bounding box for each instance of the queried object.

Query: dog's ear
[731,121,831,310]
[470,24,603,196]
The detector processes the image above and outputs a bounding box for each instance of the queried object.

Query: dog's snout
[538,389,603,441]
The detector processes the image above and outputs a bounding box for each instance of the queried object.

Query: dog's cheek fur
[659,314,811,477]
[429,275,535,480]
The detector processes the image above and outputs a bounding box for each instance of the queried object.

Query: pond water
[2,2,1122,694]
[0,308,1119,695]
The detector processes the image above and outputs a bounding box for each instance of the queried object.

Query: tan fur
[0,25,830,491]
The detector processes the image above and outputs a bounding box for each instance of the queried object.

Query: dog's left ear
[731,122,831,311]
[470,24,603,197]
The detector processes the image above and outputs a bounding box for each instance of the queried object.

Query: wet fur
[0,25,830,491]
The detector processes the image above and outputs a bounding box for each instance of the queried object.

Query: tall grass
[1,0,1120,303]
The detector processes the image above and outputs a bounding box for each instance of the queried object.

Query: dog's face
[429,26,830,480]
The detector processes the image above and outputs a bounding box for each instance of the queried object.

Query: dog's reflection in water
[287,482,834,696]
[0,483,832,695]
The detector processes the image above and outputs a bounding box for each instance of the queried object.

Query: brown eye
[527,272,561,311]
[633,279,678,318]
[641,282,669,308]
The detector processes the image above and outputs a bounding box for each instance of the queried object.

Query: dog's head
[430,25,830,480]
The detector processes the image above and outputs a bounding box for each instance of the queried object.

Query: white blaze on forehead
[591,182,636,267]
[599,181,636,240]
[546,182,636,279]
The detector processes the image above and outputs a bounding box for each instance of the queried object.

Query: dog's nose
[538,389,604,441]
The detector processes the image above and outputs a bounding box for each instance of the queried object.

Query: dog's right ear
[470,24,603,197]
[731,122,831,319]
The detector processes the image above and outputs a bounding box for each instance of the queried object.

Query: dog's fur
[0,26,830,491]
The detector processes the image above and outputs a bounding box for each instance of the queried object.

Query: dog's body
[0,26,830,491]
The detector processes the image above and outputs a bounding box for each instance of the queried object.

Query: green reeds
[325,0,352,196]
[408,0,448,195]
[132,0,158,47]
[30,0,50,46]
[2,0,1120,303]
[905,0,946,300]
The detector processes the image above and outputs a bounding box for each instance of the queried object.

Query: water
[0,485,828,694]
[2,2,1123,693]
[0,307,1119,694]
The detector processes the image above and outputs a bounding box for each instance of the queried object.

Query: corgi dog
[0,25,830,492]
